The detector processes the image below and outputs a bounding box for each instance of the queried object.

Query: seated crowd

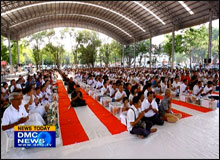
[60,67,219,138]
[1,70,58,138]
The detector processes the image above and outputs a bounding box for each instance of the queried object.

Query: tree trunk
[190,50,192,70]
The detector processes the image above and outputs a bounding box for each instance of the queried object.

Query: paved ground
[1,71,29,83]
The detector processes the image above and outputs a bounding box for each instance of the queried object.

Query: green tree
[29,31,47,70]
[43,43,65,69]
[1,35,9,62]
[76,30,101,67]
[162,34,185,64]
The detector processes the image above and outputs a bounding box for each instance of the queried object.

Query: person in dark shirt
[67,77,76,94]
[69,85,86,109]
[190,71,198,90]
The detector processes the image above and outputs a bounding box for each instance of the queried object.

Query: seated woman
[159,89,182,123]
[69,85,86,109]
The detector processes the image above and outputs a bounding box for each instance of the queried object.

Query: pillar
[7,28,13,74]
[134,40,136,68]
[208,9,213,64]
[149,37,152,69]
[17,39,22,72]
[171,26,175,71]
[122,45,125,67]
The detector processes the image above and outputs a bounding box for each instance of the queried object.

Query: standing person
[69,85,86,109]
[127,96,157,139]
[141,91,164,126]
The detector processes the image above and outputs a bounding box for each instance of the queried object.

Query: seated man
[69,85,86,108]
[141,91,164,126]
[159,89,182,123]
[114,83,127,103]
[127,96,157,139]
[201,81,218,100]
[180,79,190,95]
[193,81,204,99]
[2,92,45,138]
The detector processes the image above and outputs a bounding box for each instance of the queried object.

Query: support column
[134,40,136,68]
[7,28,13,74]
[171,26,175,71]
[149,37,152,69]
[17,39,21,72]
[208,9,213,64]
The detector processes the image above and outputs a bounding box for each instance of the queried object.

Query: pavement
[1,71,29,82]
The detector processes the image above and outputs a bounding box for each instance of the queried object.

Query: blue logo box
[14,126,56,148]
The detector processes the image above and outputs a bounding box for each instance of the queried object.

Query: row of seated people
[60,70,185,139]
[1,70,58,140]
[60,67,218,139]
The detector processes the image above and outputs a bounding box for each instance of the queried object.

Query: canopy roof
[1,1,219,44]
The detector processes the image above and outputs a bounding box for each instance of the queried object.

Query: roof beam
[148,1,183,29]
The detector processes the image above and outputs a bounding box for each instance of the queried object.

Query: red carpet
[213,91,219,95]
[57,80,89,146]
[171,108,192,118]
[156,95,212,113]
[80,89,127,135]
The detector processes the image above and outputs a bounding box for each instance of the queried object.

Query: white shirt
[87,79,93,85]
[115,90,127,103]
[96,81,103,89]
[126,105,139,132]
[144,89,148,99]
[180,83,188,95]
[141,99,158,118]
[2,104,28,137]
[193,85,202,97]
[202,86,213,98]
[10,85,15,92]
[109,87,116,97]
[92,80,97,88]
[16,84,22,89]
[160,82,167,93]
[172,81,181,93]
[101,86,108,96]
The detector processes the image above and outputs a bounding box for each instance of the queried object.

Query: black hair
[147,91,154,97]
[123,97,128,103]
[2,82,8,87]
[76,85,80,88]
[130,85,138,95]
[132,96,140,105]
[207,81,213,85]
[24,86,33,94]
[137,91,144,99]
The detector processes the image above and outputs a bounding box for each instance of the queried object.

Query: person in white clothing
[2,92,45,138]
[172,77,181,96]
[193,81,204,98]
[180,79,189,95]
[143,83,152,99]
[100,80,110,96]
[127,96,157,139]
[114,84,127,103]
[129,85,138,105]
[141,91,164,125]
[202,81,213,98]
[95,77,103,90]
